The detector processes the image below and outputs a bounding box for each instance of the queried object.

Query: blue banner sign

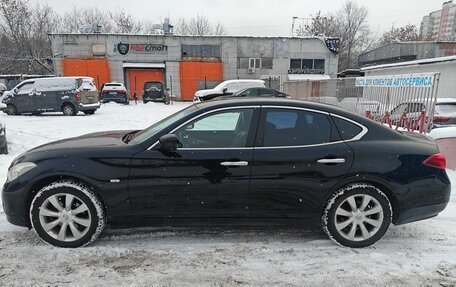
[355,74,435,87]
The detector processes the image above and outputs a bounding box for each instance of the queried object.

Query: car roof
[196,97,358,117]
[221,79,265,84]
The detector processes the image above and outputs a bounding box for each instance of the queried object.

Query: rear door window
[259,108,335,147]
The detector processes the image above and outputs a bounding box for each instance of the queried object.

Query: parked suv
[194,79,266,102]
[100,82,129,105]
[142,81,169,104]
[1,77,100,116]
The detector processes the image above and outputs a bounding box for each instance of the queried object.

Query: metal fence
[283,73,441,133]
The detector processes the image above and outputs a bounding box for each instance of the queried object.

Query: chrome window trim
[261,105,330,115]
[146,105,368,151]
[147,106,260,150]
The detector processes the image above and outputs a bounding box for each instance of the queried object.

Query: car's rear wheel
[62,104,76,116]
[30,181,105,248]
[322,184,392,248]
[5,104,17,115]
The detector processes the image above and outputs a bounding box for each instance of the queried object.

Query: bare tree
[378,24,422,46]
[302,12,339,37]
[337,0,372,70]
[62,7,113,33]
[214,22,227,36]
[175,14,227,36]
[0,0,59,74]
[188,14,212,36]
[109,9,144,34]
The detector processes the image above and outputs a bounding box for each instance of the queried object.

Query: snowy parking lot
[0,102,455,286]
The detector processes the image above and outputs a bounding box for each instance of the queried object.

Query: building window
[290,59,302,69]
[182,44,221,58]
[313,59,325,70]
[302,59,313,69]
[249,58,261,69]
[238,57,272,69]
[288,58,325,74]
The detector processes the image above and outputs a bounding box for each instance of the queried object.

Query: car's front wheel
[30,181,105,248]
[322,184,392,248]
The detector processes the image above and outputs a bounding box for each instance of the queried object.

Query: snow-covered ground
[0,102,455,286]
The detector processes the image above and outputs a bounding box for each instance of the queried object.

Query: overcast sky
[32,0,445,37]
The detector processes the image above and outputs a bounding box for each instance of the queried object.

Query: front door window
[174,108,254,148]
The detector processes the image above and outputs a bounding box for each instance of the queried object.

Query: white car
[339,97,381,116]
[101,82,129,104]
[194,79,266,102]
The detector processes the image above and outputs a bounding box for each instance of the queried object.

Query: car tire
[124,99,130,105]
[321,183,392,248]
[62,104,76,116]
[83,110,96,115]
[30,180,105,248]
[5,104,17,115]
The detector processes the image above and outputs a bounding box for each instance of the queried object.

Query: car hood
[29,130,132,153]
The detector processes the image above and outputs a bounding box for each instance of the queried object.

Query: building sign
[355,74,435,87]
[117,42,168,55]
[288,69,325,75]
[325,37,340,54]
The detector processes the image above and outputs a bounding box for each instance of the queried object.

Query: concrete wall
[363,60,456,98]
[50,34,339,100]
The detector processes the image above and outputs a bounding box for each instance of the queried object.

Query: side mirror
[13,88,18,94]
[222,87,228,93]
[159,134,179,152]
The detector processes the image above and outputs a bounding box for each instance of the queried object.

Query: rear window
[436,103,456,114]
[144,82,163,91]
[105,83,122,87]
[333,117,363,140]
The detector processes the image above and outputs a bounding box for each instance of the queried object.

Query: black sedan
[2,98,451,248]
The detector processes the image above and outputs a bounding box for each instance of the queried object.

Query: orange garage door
[62,59,110,89]
[128,69,164,99]
[180,62,223,101]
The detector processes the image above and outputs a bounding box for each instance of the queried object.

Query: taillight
[422,153,446,170]
[433,116,450,122]
[75,90,81,101]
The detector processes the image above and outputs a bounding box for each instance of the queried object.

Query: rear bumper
[79,102,101,111]
[394,172,451,225]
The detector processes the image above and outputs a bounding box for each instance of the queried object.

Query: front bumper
[79,102,101,111]
[2,180,31,227]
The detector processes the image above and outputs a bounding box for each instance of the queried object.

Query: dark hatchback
[2,98,451,248]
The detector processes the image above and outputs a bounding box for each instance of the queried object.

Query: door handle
[220,161,249,167]
[317,158,346,164]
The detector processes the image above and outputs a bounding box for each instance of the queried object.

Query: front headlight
[7,162,37,182]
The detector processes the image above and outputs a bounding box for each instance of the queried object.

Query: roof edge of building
[361,55,456,71]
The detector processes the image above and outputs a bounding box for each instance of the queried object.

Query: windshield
[129,105,198,144]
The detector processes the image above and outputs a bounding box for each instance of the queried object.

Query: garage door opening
[127,69,164,100]
[180,62,223,101]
